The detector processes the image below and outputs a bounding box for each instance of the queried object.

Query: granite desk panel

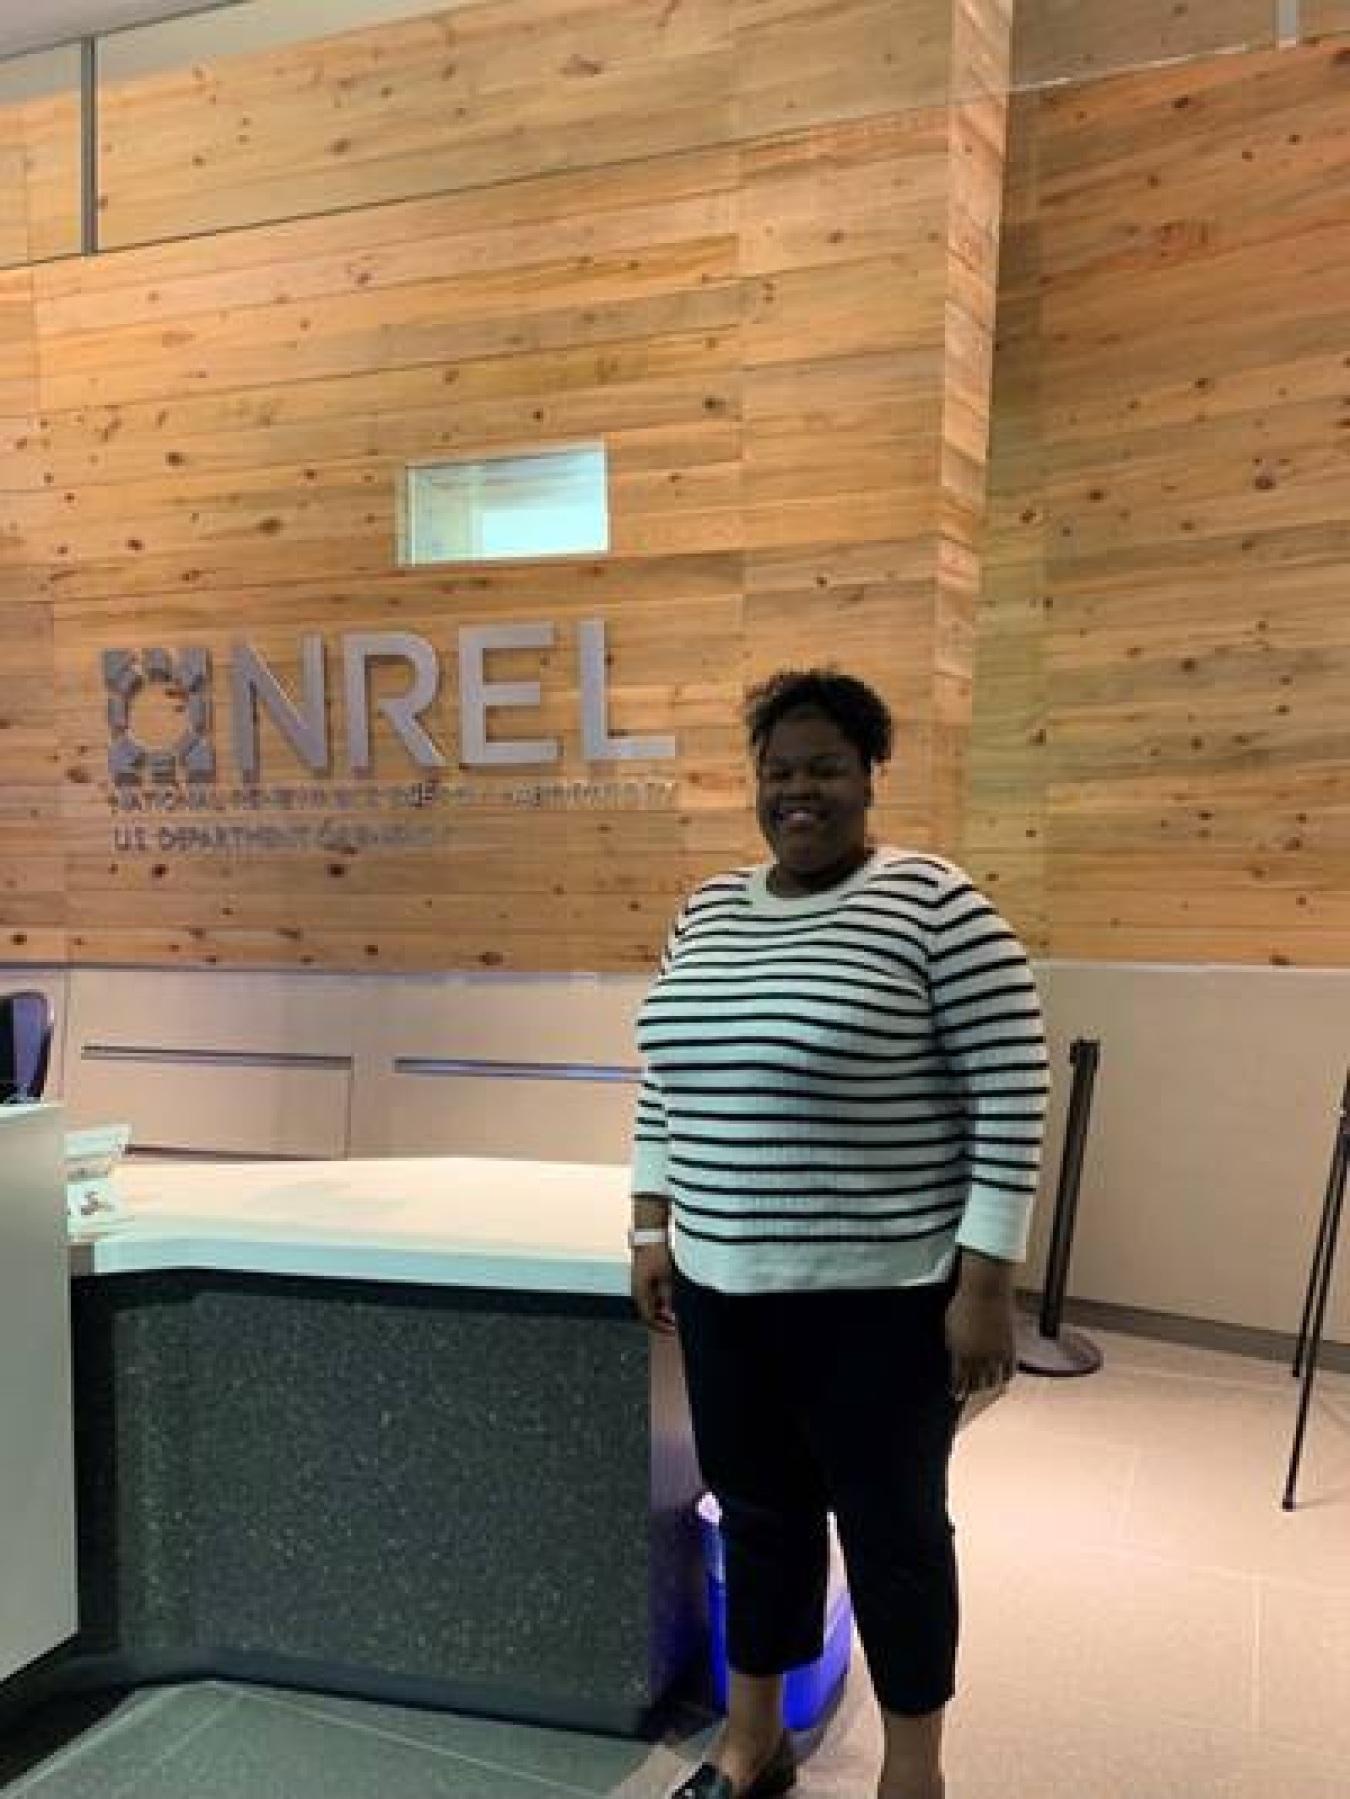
[59,1159,704,1736]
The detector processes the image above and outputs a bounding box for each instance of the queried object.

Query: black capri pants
[673,1267,961,1717]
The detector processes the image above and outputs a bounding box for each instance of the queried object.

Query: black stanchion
[1018,1037,1103,1378]
[1283,1070,1350,1512]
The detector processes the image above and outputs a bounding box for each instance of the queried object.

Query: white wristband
[627,1226,669,1249]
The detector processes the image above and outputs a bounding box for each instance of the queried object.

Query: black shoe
[669,1732,797,1799]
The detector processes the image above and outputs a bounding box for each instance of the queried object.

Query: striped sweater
[631,849,1049,1294]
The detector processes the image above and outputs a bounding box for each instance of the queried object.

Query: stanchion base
[1016,1322,1103,1378]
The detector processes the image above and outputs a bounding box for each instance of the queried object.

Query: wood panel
[1011,0,1273,91]
[0,268,66,963]
[968,37,1350,966]
[739,0,1012,857]
[0,91,80,271]
[0,0,1012,973]
[0,110,30,271]
[964,86,1048,945]
[732,0,955,134]
[932,0,1011,846]
[1298,3,1350,45]
[97,0,737,247]
[21,89,81,265]
[96,0,967,252]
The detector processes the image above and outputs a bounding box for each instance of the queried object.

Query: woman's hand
[945,1252,1018,1400]
[631,1240,676,1334]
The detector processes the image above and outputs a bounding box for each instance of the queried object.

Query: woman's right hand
[631,1240,676,1334]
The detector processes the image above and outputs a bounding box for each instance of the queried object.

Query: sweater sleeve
[629,898,689,1201]
[925,866,1049,1264]
[630,1069,671,1198]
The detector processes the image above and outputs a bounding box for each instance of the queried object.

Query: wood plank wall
[95,0,965,250]
[0,107,31,268]
[0,0,1012,972]
[966,34,1350,965]
[0,272,65,962]
[0,89,80,269]
[1011,0,1274,88]
[932,0,1011,848]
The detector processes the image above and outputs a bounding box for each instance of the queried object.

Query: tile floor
[1,1325,1346,1799]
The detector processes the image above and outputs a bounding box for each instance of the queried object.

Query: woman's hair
[744,668,894,771]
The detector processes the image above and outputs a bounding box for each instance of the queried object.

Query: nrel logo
[104,647,216,783]
[102,619,676,787]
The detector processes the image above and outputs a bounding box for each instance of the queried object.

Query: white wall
[33,962,646,1166]
[5,958,1344,1346]
[1030,962,1349,1346]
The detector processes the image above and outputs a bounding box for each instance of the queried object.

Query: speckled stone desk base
[48,1272,704,1736]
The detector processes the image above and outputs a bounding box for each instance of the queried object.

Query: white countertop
[71,1156,635,1297]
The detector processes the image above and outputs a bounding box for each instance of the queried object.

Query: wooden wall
[95,0,962,249]
[1010,0,1275,88]
[8,2,1350,973]
[932,0,1010,847]
[0,87,80,270]
[967,33,1350,965]
[0,0,1011,972]
[0,104,36,268]
[0,271,65,964]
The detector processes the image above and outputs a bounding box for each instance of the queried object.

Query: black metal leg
[1293,1144,1344,1380]
[1283,1103,1350,1512]
[1293,1071,1350,1380]
[1018,1038,1103,1379]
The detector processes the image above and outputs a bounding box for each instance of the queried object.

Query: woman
[629,670,1048,1799]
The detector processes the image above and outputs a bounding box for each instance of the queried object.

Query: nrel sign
[104,618,676,786]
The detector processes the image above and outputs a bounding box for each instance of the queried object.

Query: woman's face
[754,706,872,881]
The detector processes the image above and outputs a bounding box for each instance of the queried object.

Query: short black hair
[745,668,894,771]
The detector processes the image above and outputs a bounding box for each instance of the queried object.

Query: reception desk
[60,1158,703,1735]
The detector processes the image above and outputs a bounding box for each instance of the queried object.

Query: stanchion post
[1018,1037,1103,1378]
[1283,1073,1350,1511]
[1293,1070,1350,1381]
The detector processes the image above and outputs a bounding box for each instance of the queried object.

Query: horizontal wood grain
[98,0,737,247]
[1303,2,1350,42]
[0,90,80,270]
[966,37,1350,968]
[1011,0,1273,91]
[0,0,1016,973]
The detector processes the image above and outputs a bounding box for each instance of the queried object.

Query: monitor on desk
[0,990,53,1105]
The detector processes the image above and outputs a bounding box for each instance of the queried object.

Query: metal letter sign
[458,622,561,766]
[343,632,447,772]
[103,647,215,785]
[578,619,677,761]
[231,638,329,778]
[104,621,676,785]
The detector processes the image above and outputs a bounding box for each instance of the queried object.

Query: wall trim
[1021,1290,1348,1369]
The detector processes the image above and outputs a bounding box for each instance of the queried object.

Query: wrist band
[627,1226,669,1249]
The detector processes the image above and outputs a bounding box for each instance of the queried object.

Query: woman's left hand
[945,1254,1018,1400]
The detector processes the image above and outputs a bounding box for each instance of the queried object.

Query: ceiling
[0,1,230,60]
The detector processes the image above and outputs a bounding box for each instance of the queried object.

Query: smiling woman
[747,670,892,898]
[628,666,1049,1799]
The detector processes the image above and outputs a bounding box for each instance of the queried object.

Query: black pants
[674,1268,961,1717]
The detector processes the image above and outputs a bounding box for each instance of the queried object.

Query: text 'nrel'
[103,619,677,784]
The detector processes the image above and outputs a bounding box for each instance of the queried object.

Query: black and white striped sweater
[631,849,1049,1294]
